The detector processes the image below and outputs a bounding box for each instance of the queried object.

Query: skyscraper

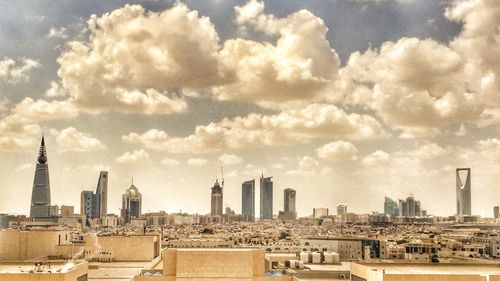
[337,203,348,216]
[494,206,499,219]
[121,181,142,224]
[242,180,255,221]
[456,168,472,216]
[30,136,56,218]
[211,179,223,216]
[260,174,273,220]
[284,188,296,214]
[96,171,108,219]
[398,195,422,217]
[80,171,108,220]
[279,188,297,221]
[384,196,399,217]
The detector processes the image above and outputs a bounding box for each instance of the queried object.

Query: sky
[0,0,499,218]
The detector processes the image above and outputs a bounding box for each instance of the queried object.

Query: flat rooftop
[361,263,500,275]
[305,262,351,272]
[175,248,256,252]
[88,262,149,281]
[0,261,83,274]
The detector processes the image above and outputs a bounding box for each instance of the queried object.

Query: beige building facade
[134,248,291,281]
[351,262,500,281]
[0,230,72,261]
[84,235,160,262]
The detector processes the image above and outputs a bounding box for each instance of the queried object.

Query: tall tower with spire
[211,179,223,216]
[30,135,53,218]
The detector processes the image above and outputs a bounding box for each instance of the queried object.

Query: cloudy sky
[0,0,499,218]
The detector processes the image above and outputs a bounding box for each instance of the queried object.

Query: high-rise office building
[30,136,57,218]
[398,195,422,217]
[279,188,297,220]
[284,188,296,213]
[494,206,499,219]
[211,179,223,216]
[80,171,108,220]
[121,181,142,224]
[384,196,399,217]
[337,203,348,216]
[456,168,472,216]
[313,208,329,218]
[242,180,255,221]
[260,174,273,220]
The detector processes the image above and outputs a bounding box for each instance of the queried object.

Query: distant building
[60,205,74,217]
[284,188,296,214]
[211,179,223,216]
[494,206,499,219]
[225,206,235,216]
[456,168,472,216]
[279,188,297,221]
[337,203,348,216]
[398,195,422,217]
[313,208,329,218]
[80,171,108,220]
[242,180,255,221]
[30,136,58,219]
[121,181,142,224]
[260,174,273,220]
[384,197,399,217]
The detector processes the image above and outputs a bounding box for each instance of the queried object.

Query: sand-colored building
[0,230,75,261]
[134,248,291,281]
[351,262,500,281]
[84,235,160,262]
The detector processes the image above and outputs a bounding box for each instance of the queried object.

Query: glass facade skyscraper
[80,171,108,219]
[260,175,273,220]
[242,179,255,221]
[121,183,142,224]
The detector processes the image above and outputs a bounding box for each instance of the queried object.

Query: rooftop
[359,262,500,275]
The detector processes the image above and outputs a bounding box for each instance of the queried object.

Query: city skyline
[0,0,499,217]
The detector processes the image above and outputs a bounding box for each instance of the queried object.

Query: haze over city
[0,0,499,218]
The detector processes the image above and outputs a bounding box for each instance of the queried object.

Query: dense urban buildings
[29,136,58,219]
[80,171,108,220]
[456,168,472,216]
[210,179,223,216]
[242,179,256,221]
[121,181,142,224]
[260,174,273,220]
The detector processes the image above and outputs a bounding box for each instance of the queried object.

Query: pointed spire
[37,135,47,164]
